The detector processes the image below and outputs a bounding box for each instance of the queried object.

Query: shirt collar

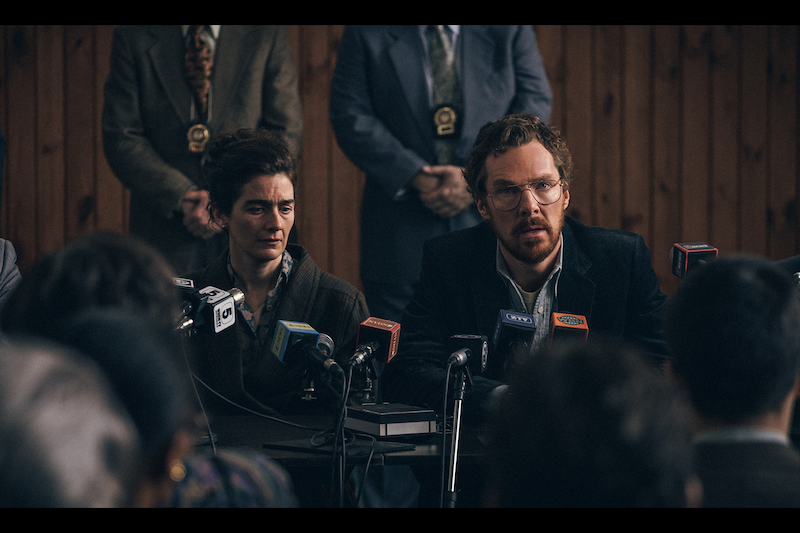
[496,233,564,312]
[182,25,221,39]
[226,249,294,298]
[418,25,460,40]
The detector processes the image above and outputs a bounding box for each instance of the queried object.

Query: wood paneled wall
[1,25,798,297]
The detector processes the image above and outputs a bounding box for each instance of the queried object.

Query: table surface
[205,410,490,469]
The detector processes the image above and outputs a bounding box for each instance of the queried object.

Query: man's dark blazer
[329,25,552,287]
[102,25,303,273]
[382,217,669,419]
[694,440,800,507]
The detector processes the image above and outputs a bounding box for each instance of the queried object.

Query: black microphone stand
[443,364,472,508]
[366,359,385,404]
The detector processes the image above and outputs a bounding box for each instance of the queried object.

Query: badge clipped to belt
[187,123,210,154]
[432,104,460,138]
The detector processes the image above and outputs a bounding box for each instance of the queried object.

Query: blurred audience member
[0,338,139,507]
[665,254,800,507]
[484,338,698,508]
[0,231,181,341]
[0,231,298,507]
[167,447,298,508]
[63,308,199,507]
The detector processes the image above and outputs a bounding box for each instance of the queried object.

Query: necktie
[185,25,214,123]
[426,25,462,164]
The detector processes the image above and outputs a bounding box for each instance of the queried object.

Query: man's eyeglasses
[486,180,563,211]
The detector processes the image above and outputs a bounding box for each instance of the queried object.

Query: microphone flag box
[345,403,437,438]
[173,277,195,289]
[270,321,319,363]
[671,242,718,279]
[199,286,237,333]
[447,334,489,374]
[357,317,401,363]
[492,309,536,351]
[549,312,588,343]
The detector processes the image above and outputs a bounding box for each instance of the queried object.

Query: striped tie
[185,25,214,122]
[426,25,462,164]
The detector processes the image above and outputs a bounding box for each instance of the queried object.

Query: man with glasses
[383,114,669,424]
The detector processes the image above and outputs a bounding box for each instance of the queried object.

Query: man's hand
[412,165,474,218]
[181,189,222,239]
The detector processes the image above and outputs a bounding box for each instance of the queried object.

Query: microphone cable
[181,334,379,507]
[188,370,327,431]
[327,367,349,508]
[180,337,217,455]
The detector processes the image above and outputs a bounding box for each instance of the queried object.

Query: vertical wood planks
[35,25,66,257]
[0,25,798,297]
[621,25,653,243]
[767,26,799,262]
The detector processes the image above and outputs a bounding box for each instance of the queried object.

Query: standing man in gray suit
[330,25,552,323]
[103,25,303,274]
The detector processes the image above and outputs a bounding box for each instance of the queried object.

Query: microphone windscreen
[317,332,335,358]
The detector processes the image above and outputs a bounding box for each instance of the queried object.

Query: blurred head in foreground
[0,339,139,507]
[0,231,198,507]
[664,254,800,430]
[485,338,697,508]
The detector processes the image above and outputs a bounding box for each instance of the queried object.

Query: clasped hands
[181,188,222,239]
[411,164,474,219]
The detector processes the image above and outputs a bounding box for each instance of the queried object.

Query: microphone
[174,278,244,333]
[492,309,536,356]
[670,242,718,279]
[270,320,343,376]
[348,317,401,368]
[790,272,800,297]
[549,312,588,345]
[310,332,339,374]
[446,334,488,370]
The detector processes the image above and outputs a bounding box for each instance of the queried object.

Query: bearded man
[382,114,669,422]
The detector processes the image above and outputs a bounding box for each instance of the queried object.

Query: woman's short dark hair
[202,128,298,217]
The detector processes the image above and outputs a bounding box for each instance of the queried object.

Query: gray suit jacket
[102,25,302,273]
[694,440,800,507]
[330,25,552,286]
[0,239,21,313]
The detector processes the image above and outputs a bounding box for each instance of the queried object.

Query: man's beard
[495,211,564,266]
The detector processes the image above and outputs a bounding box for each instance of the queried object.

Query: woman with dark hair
[183,128,369,416]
